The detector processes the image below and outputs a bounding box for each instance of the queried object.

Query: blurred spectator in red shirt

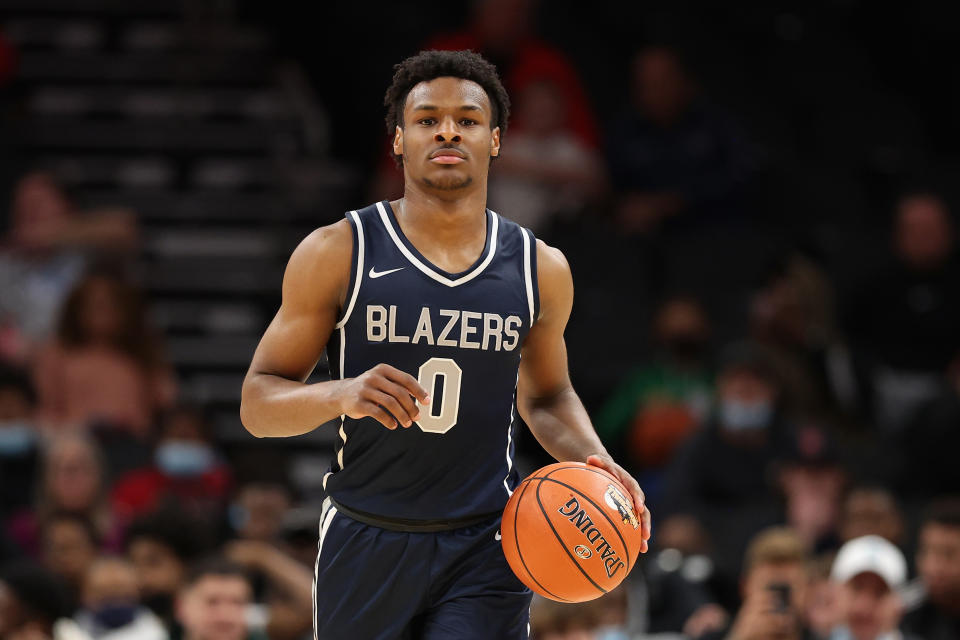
[607,47,757,234]
[427,0,597,148]
[5,432,125,559]
[0,172,138,364]
[844,192,960,430]
[111,406,231,526]
[488,78,606,234]
[32,270,176,437]
[372,0,600,200]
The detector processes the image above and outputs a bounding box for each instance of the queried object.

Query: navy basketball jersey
[322,200,539,521]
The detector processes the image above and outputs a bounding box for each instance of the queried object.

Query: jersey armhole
[334,210,364,329]
[522,228,540,326]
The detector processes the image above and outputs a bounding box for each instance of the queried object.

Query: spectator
[805,554,842,640]
[0,172,138,363]
[529,594,601,639]
[828,535,911,640]
[5,432,124,558]
[111,406,231,525]
[0,363,41,518]
[33,270,177,437]
[595,295,713,480]
[175,558,267,640]
[696,527,812,640]
[40,512,100,602]
[838,487,905,547]
[843,192,960,430]
[74,556,167,640]
[427,0,599,149]
[902,499,960,640]
[0,560,75,640]
[661,343,787,575]
[373,0,600,199]
[223,539,315,640]
[749,255,855,417]
[775,421,848,552]
[895,357,960,497]
[488,78,606,234]
[124,506,211,634]
[607,47,756,234]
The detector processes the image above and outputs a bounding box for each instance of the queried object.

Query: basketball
[500,462,644,602]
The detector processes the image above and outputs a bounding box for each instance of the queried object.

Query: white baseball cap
[831,535,907,589]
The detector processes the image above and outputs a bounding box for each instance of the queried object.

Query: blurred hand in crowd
[725,586,799,640]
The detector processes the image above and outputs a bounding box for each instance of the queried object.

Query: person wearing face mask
[660,342,789,584]
[111,406,231,527]
[0,364,41,519]
[73,557,167,640]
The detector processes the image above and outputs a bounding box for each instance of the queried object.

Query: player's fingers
[362,401,397,430]
[379,379,421,422]
[370,391,412,428]
[641,505,652,542]
[381,366,431,403]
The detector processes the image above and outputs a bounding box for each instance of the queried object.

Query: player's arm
[517,240,651,549]
[240,221,429,437]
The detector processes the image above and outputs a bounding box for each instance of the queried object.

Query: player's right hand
[337,363,430,429]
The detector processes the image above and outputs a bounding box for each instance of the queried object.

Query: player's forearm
[521,386,608,463]
[240,373,345,437]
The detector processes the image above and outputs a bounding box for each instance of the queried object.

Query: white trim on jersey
[312,498,338,640]
[334,210,364,330]
[502,373,520,496]
[521,228,535,326]
[375,201,499,287]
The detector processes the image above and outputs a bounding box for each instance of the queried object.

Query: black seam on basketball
[512,478,570,602]
[535,479,607,597]
[537,476,633,571]
[542,466,637,570]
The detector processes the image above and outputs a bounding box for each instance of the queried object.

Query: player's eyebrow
[411,104,484,112]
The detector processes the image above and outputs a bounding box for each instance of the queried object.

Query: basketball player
[240,50,651,639]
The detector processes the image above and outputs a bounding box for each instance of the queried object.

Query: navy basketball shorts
[312,499,532,639]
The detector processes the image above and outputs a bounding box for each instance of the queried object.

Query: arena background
[1,1,959,639]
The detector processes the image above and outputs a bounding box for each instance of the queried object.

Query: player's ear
[490,126,501,157]
[393,125,404,157]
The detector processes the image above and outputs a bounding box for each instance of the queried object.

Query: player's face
[394,76,500,193]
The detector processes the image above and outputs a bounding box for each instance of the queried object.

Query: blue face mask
[0,421,38,456]
[91,602,139,629]
[720,399,773,431]
[595,627,631,640]
[155,440,215,477]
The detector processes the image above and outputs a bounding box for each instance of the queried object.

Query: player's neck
[396,183,488,244]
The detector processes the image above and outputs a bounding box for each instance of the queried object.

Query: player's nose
[434,116,462,143]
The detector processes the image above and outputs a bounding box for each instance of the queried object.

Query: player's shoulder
[535,238,571,282]
[289,218,353,268]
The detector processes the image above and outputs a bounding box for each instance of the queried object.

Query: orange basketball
[500,462,644,602]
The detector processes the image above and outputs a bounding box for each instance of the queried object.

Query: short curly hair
[384,49,510,164]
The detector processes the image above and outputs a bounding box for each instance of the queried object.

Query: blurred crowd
[2,1,960,640]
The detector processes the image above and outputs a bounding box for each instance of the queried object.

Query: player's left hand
[585,453,652,553]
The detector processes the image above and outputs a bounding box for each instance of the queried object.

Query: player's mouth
[429,149,466,164]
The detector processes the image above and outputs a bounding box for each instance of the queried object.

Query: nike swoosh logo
[368,267,405,279]
[494,530,502,541]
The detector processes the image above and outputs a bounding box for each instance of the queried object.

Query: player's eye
[460,118,477,126]
[418,118,436,126]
